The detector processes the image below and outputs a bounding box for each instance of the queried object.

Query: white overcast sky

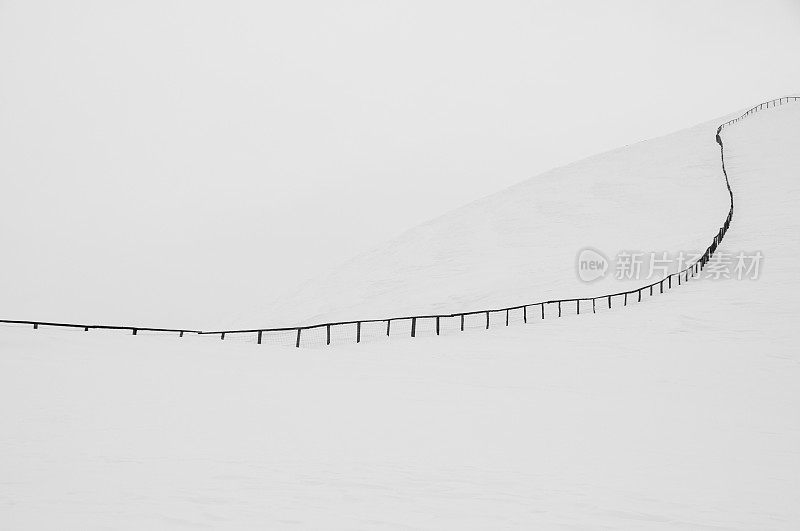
[1,0,799,328]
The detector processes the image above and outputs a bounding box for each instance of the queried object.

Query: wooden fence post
[557,301,561,317]
[295,328,301,348]
[486,311,490,329]
[356,322,361,343]
[436,316,440,335]
[386,320,391,336]
[327,324,331,345]
[460,314,465,331]
[411,317,416,337]
[257,330,262,344]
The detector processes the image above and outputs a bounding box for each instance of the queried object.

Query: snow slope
[1,100,799,529]
[251,113,732,328]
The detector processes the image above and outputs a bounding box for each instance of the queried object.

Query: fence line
[3,95,797,347]
[0,318,200,337]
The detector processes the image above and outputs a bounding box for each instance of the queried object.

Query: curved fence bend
[2,96,797,347]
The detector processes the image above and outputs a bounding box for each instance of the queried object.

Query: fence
[0,318,200,337]
[2,95,797,347]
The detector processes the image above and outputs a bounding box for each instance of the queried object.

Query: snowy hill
[2,99,799,529]
[252,113,733,328]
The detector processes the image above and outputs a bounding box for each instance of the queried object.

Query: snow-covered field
[1,101,799,529]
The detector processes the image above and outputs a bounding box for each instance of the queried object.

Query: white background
[1,0,799,328]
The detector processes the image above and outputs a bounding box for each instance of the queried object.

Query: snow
[253,114,733,328]
[1,101,799,529]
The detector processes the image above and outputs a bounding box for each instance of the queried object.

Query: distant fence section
[0,318,200,337]
[3,96,797,348]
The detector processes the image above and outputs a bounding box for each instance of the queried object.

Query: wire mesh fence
[2,95,796,348]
